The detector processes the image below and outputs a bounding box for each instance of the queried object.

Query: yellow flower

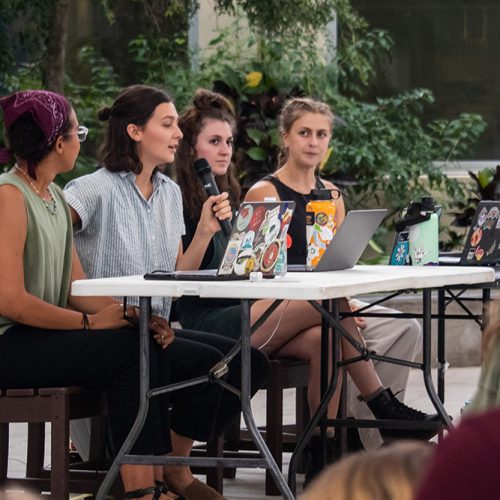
[245,71,263,88]
[319,146,333,171]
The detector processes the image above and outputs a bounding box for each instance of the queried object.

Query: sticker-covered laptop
[144,201,296,281]
[288,209,387,272]
[439,200,500,266]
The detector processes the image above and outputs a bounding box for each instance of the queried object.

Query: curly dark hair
[176,89,241,221]
[98,85,172,174]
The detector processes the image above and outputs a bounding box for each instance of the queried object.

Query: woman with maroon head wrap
[0,90,183,499]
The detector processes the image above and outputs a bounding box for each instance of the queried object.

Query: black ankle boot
[366,388,443,441]
[304,435,335,487]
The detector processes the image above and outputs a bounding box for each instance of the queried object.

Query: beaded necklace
[13,164,57,215]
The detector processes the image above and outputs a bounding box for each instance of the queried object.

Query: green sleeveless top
[0,171,73,334]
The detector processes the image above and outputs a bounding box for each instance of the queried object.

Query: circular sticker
[470,227,483,247]
[475,247,484,261]
[315,212,328,227]
[261,241,281,272]
[233,249,256,275]
[236,205,254,231]
[249,205,267,232]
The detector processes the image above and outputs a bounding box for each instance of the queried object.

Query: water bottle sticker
[241,230,255,249]
[315,211,329,226]
[220,240,242,274]
[413,242,430,265]
[390,231,409,266]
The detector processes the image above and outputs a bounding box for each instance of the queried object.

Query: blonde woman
[300,441,434,500]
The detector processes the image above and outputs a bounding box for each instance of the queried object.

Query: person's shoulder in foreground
[415,407,500,500]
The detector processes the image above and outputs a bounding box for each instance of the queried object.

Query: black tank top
[261,175,325,265]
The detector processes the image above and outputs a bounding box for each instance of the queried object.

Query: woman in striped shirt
[65,85,270,500]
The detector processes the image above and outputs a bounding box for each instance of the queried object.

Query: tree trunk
[42,0,69,93]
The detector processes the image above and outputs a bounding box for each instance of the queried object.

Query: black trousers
[0,325,269,455]
[173,329,270,440]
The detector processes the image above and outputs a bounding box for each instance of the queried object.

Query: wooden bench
[0,386,117,499]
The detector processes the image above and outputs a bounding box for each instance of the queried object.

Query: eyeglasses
[68,125,89,142]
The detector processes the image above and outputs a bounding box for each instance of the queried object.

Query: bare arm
[321,179,346,227]
[176,192,232,270]
[0,184,127,330]
[69,206,80,225]
[244,180,280,202]
[67,245,117,313]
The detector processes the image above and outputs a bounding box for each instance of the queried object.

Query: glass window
[351,0,500,160]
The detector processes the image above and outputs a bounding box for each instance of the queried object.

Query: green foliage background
[0,0,488,252]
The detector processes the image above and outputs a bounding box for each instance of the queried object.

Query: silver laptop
[288,209,387,272]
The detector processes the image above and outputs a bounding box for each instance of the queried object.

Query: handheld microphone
[194,158,233,236]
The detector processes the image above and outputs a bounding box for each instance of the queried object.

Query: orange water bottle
[305,189,337,270]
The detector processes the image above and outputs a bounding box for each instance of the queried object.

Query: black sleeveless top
[262,175,325,265]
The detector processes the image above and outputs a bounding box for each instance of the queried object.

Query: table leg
[96,297,152,500]
[437,289,446,402]
[288,299,341,495]
[239,300,295,499]
[421,290,453,427]
[483,287,491,331]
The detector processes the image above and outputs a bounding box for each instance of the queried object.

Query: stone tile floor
[3,367,480,499]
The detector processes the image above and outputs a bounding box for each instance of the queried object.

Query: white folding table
[72,265,494,499]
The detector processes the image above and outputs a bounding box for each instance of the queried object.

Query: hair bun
[97,106,112,121]
[193,89,234,117]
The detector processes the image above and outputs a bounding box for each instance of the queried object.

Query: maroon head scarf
[0,90,70,164]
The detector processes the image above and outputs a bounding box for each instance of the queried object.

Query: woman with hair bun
[64,84,269,500]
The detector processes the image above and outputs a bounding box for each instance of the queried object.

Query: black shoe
[366,388,444,441]
[304,435,335,487]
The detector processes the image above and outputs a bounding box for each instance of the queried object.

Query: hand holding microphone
[194,158,233,236]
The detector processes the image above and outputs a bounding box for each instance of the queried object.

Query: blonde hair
[278,97,334,166]
[300,441,433,500]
